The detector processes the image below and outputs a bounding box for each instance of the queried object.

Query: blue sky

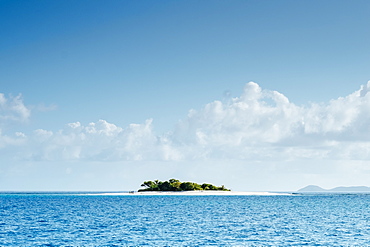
[1,0,370,191]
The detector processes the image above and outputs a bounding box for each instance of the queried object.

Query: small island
[138,179,230,192]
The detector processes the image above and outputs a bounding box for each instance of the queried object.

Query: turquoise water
[1,193,370,246]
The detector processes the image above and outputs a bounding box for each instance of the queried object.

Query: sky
[1,0,370,191]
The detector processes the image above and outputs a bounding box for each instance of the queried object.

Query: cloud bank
[2,82,370,163]
[174,81,370,161]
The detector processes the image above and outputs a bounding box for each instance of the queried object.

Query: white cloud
[172,81,370,161]
[2,81,370,164]
[4,82,370,191]
[27,119,160,161]
[0,93,31,123]
[0,130,27,149]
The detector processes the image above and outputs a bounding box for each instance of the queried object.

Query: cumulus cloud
[0,93,31,123]
[172,81,370,161]
[2,81,370,163]
[28,119,156,161]
[0,130,27,149]
[28,118,182,161]
[0,93,30,150]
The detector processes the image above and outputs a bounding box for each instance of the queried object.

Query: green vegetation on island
[138,179,230,192]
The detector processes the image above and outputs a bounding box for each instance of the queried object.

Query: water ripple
[1,194,370,246]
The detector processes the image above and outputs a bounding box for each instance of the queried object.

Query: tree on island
[138,179,230,192]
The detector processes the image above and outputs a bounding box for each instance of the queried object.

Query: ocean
[1,193,370,246]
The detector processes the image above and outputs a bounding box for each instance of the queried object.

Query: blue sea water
[1,193,370,246]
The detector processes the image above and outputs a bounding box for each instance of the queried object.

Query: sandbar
[97,191,291,196]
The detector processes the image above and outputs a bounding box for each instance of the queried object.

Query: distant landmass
[298,185,370,192]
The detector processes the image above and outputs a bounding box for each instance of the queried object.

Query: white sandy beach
[97,191,291,196]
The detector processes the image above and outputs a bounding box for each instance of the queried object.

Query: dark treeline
[138,179,230,192]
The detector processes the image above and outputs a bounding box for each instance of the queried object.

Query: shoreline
[97,191,292,196]
[0,191,293,196]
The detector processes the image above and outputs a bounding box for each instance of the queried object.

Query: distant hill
[298,185,327,192]
[329,186,370,192]
[298,185,370,192]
